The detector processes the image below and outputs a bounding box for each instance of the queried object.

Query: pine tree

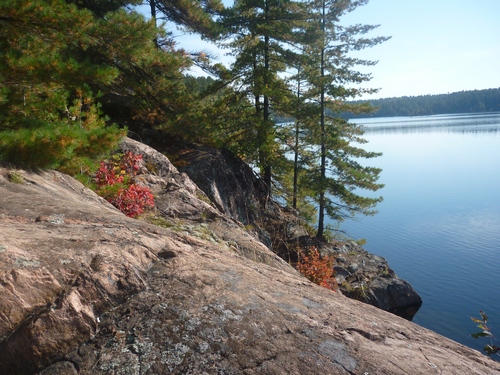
[0,0,126,172]
[0,0,201,171]
[283,48,317,211]
[295,0,389,239]
[221,0,305,198]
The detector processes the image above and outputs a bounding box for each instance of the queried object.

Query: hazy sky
[168,0,500,99]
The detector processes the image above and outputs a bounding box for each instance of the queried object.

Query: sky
[166,0,500,99]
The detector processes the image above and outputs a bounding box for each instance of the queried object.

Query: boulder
[332,242,422,320]
[173,146,266,226]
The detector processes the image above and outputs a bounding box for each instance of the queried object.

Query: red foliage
[94,161,124,186]
[119,151,143,176]
[94,152,154,218]
[111,184,154,218]
[296,247,337,291]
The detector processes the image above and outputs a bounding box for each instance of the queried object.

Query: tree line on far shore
[345,88,500,118]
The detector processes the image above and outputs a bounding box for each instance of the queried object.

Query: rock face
[171,144,421,319]
[174,146,267,226]
[332,242,422,320]
[0,141,499,374]
[174,146,296,250]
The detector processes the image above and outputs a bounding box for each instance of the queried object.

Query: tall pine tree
[221,0,305,198]
[295,0,389,239]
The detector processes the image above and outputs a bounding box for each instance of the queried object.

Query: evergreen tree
[283,47,319,212]
[297,0,389,239]
[221,0,305,197]
[0,0,127,172]
[0,0,199,171]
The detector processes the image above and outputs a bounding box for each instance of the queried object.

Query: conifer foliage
[0,0,126,172]
[0,0,194,172]
[0,0,389,237]
[221,0,305,196]
[284,0,389,239]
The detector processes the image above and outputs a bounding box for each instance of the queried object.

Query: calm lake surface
[334,112,500,355]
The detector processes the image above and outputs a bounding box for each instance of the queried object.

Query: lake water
[334,112,500,355]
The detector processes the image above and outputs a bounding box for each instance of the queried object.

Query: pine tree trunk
[149,0,159,47]
[293,66,301,209]
[316,0,327,241]
[262,0,272,196]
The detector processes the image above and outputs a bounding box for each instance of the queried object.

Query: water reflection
[364,125,500,134]
[355,112,500,135]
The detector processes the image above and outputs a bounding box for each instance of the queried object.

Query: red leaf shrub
[111,184,154,218]
[94,152,154,217]
[296,246,337,291]
[119,151,143,176]
[94,161,124,186]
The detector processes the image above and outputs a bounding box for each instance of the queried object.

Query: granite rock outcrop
[332,242,422,320]
[0,140,498,374]
[169,143,421,319]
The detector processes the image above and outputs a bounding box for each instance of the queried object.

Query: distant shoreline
[345,87,500,119]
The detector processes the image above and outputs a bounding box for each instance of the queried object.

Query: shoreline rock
[331,242,422,320]
[170,142,422,320]
[0,140,497,374]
